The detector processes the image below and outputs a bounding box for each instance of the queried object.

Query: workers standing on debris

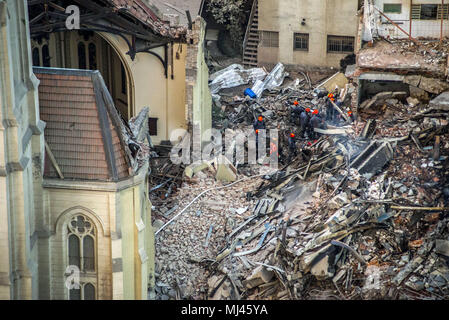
[300,107,311,138]
[290,100,302,125]
[254,115,266,158]
[288,133,298,162]
[347,110,355,122]
[326,93,336,122]
[310,110,325,140]
[253,115,266,133]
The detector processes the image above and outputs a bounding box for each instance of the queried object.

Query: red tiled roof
[35,67,131,182]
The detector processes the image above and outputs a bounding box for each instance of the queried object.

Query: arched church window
[88,43,97,70]
[121,64,127,94]
[83,283,96,300]
[67,215,97,300]
[32,48,40,67]
[78,42,86,69]
[42,44,50,67]
[67,215,96,272]
[68,234,80,268]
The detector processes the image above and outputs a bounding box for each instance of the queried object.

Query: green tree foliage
[207,0,248,45]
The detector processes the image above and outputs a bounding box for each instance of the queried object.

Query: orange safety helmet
[305,108,311,113]
[293,101,299,106]
[328,93,334,98]
[290,133,295,138]
[312,110,319,115]
[258,116,263,122]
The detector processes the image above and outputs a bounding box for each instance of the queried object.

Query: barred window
[294,33,309,51]
[384,4,402,14]
[411,4,448,20]
[260,31,279,48]
[327,35,354,53]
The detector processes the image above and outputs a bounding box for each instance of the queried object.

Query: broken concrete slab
[393,256,424,285]
[435,239,449,257]
[214,155,237,182]
[429,91,449,111]
[184,160,214,178]
[409,86,429,102]
[418,77,449,95]
[407,97,420,107]
[310,254,334,280]
[349,141,394,175]
[316,72,348,93]
[404,75,422,88]
[242,265,274,289]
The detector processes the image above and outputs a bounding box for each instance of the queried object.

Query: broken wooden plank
[330,100,351,123]
[45,141,64,179]
[391,205,449,211]
[433,136,441,161]
[410,133,424,152]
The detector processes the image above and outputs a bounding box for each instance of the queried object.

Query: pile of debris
[200,105,449,300]
[152,172,265,300]
[151,59,449,300]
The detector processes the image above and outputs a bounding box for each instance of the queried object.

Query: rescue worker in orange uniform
[290,100,303,125]
[299,107,311,138]
[253,115,266,159]
[288,132,298,162]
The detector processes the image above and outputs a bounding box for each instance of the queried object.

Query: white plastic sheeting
[251,62,288,98]
[209,64,267,94]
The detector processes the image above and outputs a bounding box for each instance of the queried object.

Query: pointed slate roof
[34,67,132,182]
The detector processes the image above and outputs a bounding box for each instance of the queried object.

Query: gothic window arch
[31,36,51,67]
[67,214,97,300]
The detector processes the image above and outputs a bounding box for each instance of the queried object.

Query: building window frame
[66,214,98,300]
[293,33,309,51]
[411,4,449,20]
[260,31,279,48]
[383,3,402,14]
[327,35,355,54]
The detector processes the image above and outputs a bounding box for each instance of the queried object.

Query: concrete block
[214,155,237,182]
[429,91,449,111]
[418,77,449,94]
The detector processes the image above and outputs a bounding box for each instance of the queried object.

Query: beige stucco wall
[41,168,152,300]
[258,0,359,68]
[42,187,113,300]
[100,33,188,145]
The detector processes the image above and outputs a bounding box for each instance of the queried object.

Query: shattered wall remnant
[186,16,212,147]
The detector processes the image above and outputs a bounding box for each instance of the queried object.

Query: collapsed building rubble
[150,20,449,299]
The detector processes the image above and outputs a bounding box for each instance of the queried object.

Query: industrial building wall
[258,0,359,68]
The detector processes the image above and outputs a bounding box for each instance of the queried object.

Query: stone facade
[0,0,154,300]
